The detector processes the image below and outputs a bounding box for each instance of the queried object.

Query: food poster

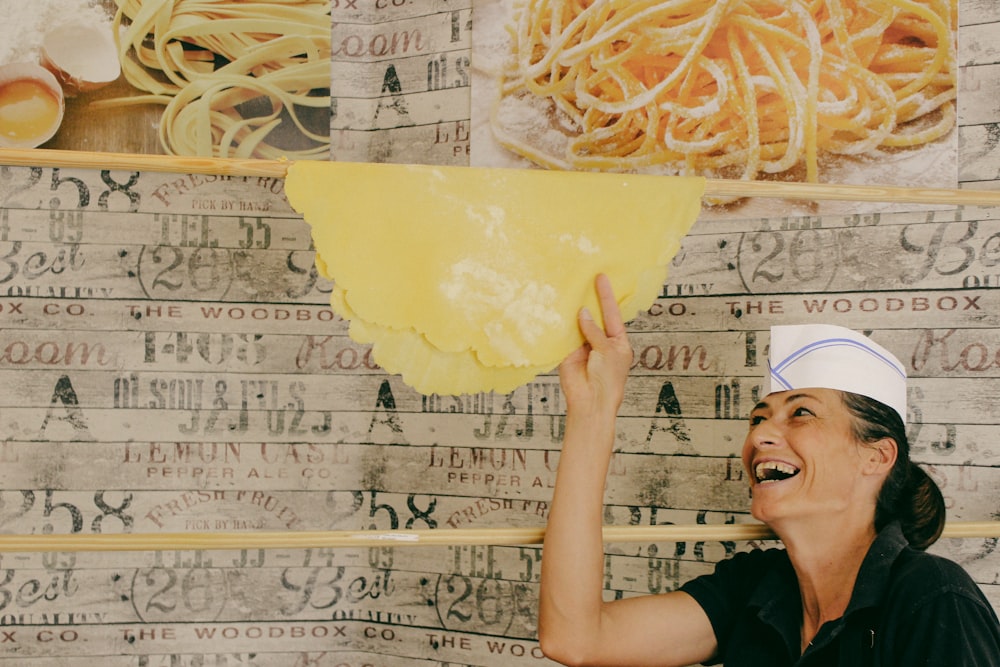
[471,0,960,218]
[0,0,331,159]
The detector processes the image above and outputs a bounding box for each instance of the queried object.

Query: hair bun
[898,462,946,550]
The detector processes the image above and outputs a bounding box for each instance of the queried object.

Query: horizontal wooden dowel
[0,521,996,553]
[2,148,1000,206]
[706,178,1000,207]
[0,147,290,179]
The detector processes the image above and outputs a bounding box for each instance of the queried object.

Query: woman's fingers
[576,306,612,355]
[578,274,626,347]
[576,305,601,340]
[562,274,632,408]
[574,274,634,383]
[595,273,626,338]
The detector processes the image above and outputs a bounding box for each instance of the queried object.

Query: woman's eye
[749,415,765,426]
[792,406,813,417]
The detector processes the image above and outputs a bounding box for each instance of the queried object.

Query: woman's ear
[863,437,898,477]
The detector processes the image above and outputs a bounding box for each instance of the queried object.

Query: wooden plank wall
[0,2,996,665]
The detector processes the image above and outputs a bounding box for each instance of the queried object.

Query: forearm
[538,406,618,661]
[538,273,637,664]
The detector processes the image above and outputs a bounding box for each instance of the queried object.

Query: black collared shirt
[680,523,1000,666]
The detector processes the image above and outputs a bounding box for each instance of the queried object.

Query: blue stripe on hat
[769,337,906,392]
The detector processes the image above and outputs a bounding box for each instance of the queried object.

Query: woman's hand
[559,273,634,415]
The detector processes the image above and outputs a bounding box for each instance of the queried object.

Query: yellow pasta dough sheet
[285,161,704,395]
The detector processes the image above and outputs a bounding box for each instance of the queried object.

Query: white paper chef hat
[765,324,907,422]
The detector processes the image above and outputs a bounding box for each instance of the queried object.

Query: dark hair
[841,391,945,550]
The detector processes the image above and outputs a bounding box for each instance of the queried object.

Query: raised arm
[538,274,718,667]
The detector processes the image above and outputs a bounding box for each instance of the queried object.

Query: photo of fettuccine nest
[482,0,957,198]
[94,0,332,159]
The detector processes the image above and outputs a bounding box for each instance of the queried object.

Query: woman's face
[741,388,876,526]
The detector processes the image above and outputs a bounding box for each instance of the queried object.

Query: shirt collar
[745,521,909,660]
[843,521,908,614]
[749,553,802,661]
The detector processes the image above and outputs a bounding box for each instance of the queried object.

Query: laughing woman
[538,274,1000,667]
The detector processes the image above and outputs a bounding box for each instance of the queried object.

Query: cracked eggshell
[0,62,65,148]
[40,23,121,96]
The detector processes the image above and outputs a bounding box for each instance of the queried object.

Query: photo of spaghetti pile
[488,0,957,187]
[95,0,332,158]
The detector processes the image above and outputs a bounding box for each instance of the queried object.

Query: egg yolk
[0,79,61,143]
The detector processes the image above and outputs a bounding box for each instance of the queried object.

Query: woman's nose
[750,420,783,448]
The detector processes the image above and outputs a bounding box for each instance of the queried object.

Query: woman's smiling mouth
[754,461,801,484]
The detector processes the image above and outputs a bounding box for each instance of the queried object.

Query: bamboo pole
[3,147,1000,206]
[0,521,996,552]
[0,148,289,179]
